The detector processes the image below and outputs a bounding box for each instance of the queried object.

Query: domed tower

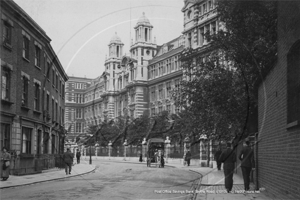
[108,32,124,59]
[104,32,124,92]
[130,13,157,80]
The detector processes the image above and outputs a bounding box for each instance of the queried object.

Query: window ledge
[22,57,30,63]
[33,110,42,115]
[21,105,30,111]
[3,42,12,51]
[287,120,299,129]
[35,65,41,70]
[1,99,14,105]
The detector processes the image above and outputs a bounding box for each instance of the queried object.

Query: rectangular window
[46,62,51,79]
[166,82,171,98]
[76,108,82,118]
[76,123,82,133]
[1,123,10,151]
[43,132,49,154]
[23,36,30,60]
[62,108,65,124]
[52,69,55,85]
[56,102,58,121]
[159,85,163,99]
[51,134,56,154]
[22,127,32,154]
[22,76,29,107]
[203,4,207,13]
[3,22,12,46]
[35,45,41,67]
[34,83,40,111]
[62,83,65,97]
[59,80,62,94]
[1,68,10,101]
[56,74,58,89]
[52,99,55,120]
[141,48,144,56]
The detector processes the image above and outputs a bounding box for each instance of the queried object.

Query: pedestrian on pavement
[63,148,74,175]
[219,142,236,193]
[1,147,11,181]
[76,149,81,164]
[239,139,254,191]
[185,150,192,166]
[161,151,165,168]
[214,148,222,170]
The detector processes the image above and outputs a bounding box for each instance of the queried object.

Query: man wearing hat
[219,142,236,193]
[63,148,74,175]
[239,139,254,191]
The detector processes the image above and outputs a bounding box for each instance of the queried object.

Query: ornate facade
[65,0,221,141]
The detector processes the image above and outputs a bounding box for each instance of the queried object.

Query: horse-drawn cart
[146,138,165,168]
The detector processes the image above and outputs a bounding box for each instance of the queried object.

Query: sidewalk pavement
[0,163,96,189]
[0,156,274,200]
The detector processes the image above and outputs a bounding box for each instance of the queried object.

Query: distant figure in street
[239,139,254,191]
[185,150,192,166]
[63,148,74,175]
[214,148,222,170]
[161,151,165,168]
[219,142,236,193]
[139,153,143,162]
[76,149,81,164]
[1,147,11,181]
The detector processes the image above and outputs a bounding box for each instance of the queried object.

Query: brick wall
[257,2,300,199]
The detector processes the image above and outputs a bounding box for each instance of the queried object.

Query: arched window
[187,10,192,19]
[287,40,300,124]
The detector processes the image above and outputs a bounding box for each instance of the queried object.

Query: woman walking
[1,147,11,181]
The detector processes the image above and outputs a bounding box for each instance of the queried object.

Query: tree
[174,0,277,141]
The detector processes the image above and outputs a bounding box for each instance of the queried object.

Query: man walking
[76,149,81,164]
[185,150,191,166]
[214,148,222,170]
[239,139,254,191]
[63,148,74,175]
[219,142,236,193]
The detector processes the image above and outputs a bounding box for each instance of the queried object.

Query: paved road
[2,161,201,200]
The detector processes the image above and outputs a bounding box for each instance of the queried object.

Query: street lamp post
[165,136,171,163]
[123,139,128,161]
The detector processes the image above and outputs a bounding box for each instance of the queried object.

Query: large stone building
[64,1,219,138]
[0,0,68,175]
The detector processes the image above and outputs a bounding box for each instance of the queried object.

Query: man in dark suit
[219,142,236,193]
[239,139,254,191]
[63,148,74,175]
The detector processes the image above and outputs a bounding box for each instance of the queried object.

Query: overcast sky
[14,0,184,79]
